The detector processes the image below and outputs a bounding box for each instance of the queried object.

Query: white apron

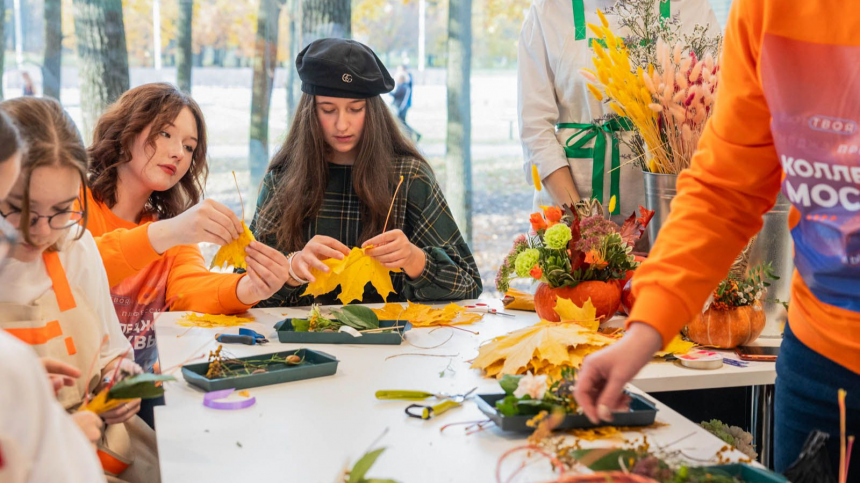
[0,251,160,483]
[527,0,719,221]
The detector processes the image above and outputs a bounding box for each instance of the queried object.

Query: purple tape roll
[203,388,256,410]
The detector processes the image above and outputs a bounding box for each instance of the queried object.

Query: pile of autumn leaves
[471,298,694,380]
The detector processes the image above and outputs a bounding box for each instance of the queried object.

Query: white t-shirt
[0,227,131,367]
[518,0,720,213]
[0,330,106,483]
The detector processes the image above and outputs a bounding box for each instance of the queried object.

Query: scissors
[464,303,515,317]
[375,387,478,420]
[215,328,269,345]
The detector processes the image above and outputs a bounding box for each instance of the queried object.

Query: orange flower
[543,206,563,223]
[529,265,543,279]
[529,213,548,231]
[584,249,608,269]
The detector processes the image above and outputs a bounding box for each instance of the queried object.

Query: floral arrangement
[495,204,653,293]
[581,6,722,174]
[495,368,579,417]
[708,263,778,311]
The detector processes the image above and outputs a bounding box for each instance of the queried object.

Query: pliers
[215,328,268,345]
[375,387,478,420]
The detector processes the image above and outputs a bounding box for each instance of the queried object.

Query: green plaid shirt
[248,157,482,307]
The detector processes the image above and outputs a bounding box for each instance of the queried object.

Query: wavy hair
[88,82,208,219]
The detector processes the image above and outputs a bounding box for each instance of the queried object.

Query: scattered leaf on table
[503,288,535,311]
[302,247,400,304]
[178,313,255,328]
[471,320,615,379]
[210,222,256,269]
[238,390,250,398]
[554,298,600,331]
[655,335,697,357]
[370,302,483,327]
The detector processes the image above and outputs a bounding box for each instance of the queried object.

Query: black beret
[296,38,395,99]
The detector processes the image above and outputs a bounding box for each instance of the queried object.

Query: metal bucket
[642,171,678,247]
[748,193,794,338]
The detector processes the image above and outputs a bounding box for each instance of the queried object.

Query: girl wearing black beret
[249,38,482,306]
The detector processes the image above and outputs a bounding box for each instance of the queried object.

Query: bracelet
[287,252,310,285]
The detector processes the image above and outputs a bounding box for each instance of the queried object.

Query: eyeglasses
[0,206,84,230]
[0,217,17,272]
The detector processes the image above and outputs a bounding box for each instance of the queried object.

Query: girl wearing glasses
[0,97,159,482]
[82,83,292,426]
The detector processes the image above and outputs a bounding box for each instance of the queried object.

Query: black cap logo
[342,73,353,83]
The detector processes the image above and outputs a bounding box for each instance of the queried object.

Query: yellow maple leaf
[210,222,256,270]
[655,334,697,357]
[81,389,133,415]
[178,313,255,329]
[553,297,600,331]
[302,247,400,304]
[370,302,483,327]
[503,288,535,312]
[471,320,616,378]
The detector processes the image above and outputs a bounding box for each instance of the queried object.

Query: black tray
[181,348,339,392]
[476,392,658,432]
[274,319,411,345]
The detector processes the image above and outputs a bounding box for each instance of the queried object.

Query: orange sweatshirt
[629,0,860,375]
[83,188,253,372]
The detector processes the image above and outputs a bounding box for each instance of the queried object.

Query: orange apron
[0,252,159,483]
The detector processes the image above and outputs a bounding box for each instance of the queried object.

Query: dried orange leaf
[210,222,256,270]
[81,389,133,415]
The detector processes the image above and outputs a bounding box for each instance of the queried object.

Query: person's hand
[148,199,244,254]
[236,241,292,304]
[71,411,104,446]
[363,229,426,279]
[99,399,142,425]
[41,357,81,396]
[574,322,663,424]
[286,236,350,286]
[98,358,143,391]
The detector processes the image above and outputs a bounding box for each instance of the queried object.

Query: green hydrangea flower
[515,249,540,277]
[544,224,572,250]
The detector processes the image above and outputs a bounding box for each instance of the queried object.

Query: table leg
[750,384,775,468]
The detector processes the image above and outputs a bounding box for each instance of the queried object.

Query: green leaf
[568,448,640,471]
[291,318,310,332]
[348,447,386,483]
[108,373,176,400]
[499,374,522,395]
[495,395,520,416]
[333,306,379,330]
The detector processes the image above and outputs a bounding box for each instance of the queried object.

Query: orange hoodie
[629,0,860,375]
[83,188,253,372]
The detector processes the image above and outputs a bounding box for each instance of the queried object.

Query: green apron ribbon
[573,0,671,42]
[558,118,632,214]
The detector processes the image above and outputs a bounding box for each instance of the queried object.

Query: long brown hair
[0,97,89,248]
[88,82,208,219]
[258,93,426,252]
[0,110,22,162]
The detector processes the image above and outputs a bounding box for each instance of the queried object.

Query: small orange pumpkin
[534,281,622,323]
[685,301,766,349]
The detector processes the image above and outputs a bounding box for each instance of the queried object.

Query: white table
[154,302,765,482]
